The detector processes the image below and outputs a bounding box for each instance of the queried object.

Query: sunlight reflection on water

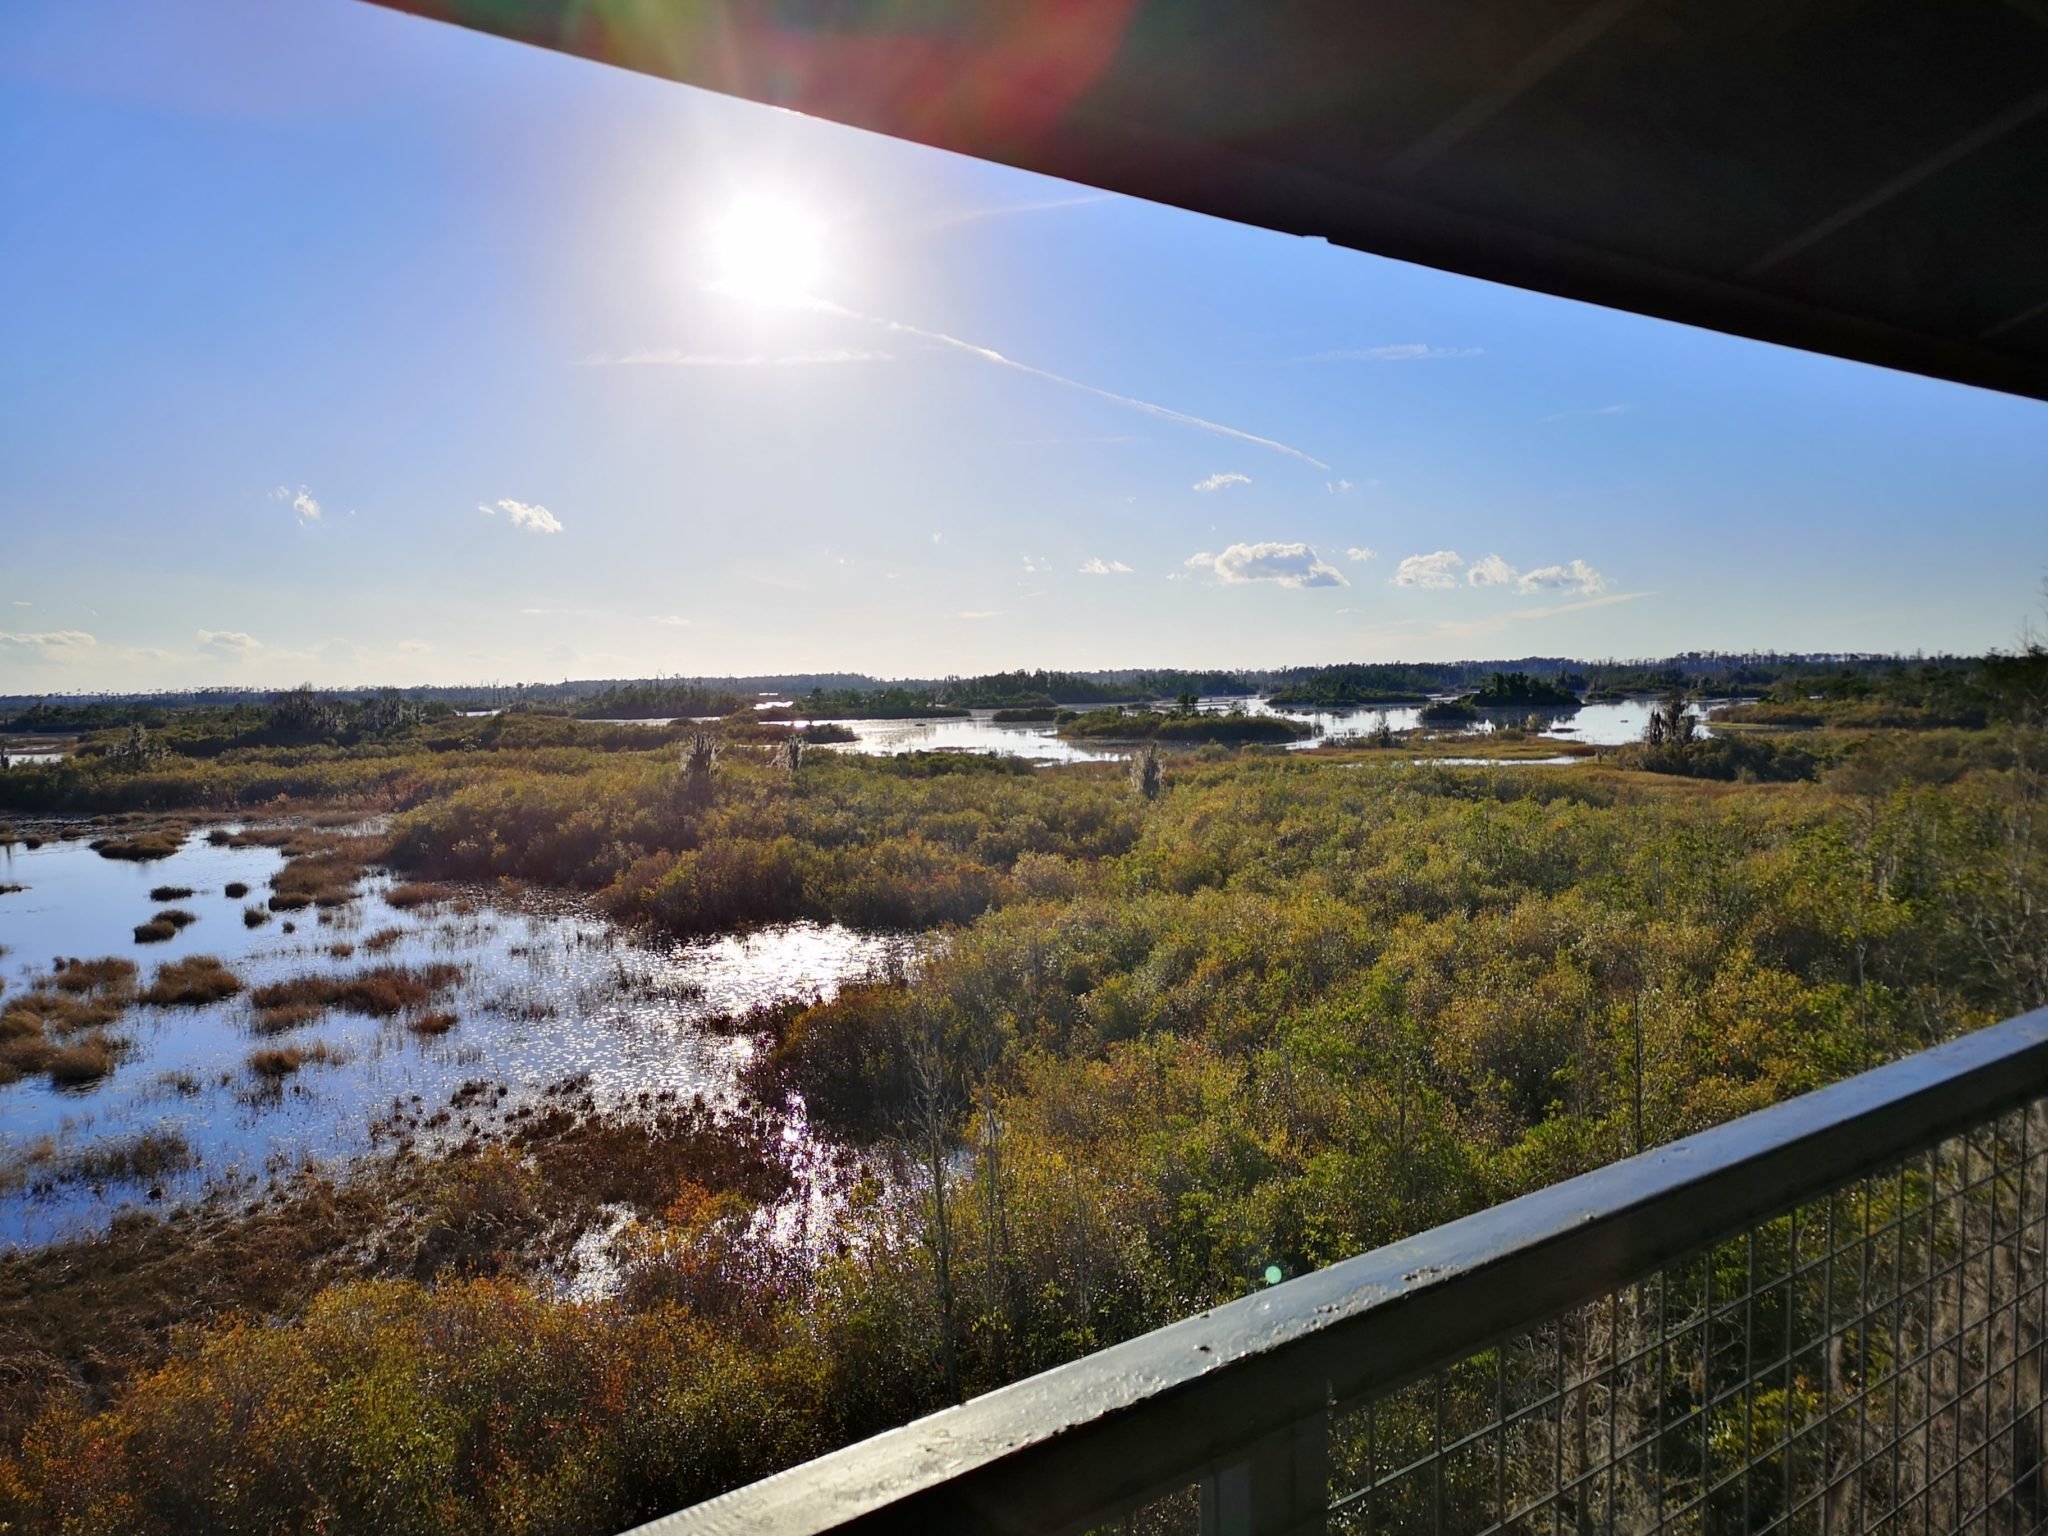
[0,828,913,1247]
[591,695,1705,760]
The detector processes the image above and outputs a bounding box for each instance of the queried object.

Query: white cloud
[1345,547,1378,563]
[1394,550,1465,589]
[1079,558,1134,576]
[480,499,563,535]
[650,615,692,628]
[1327,479,1354,494]
[272,484,321,523]
[1187,542,1347,589]
[957,609,1000,619]
[12,600,31,607]
[932,532,943,544]
[197,629,259,656]
[1193,471,1251,493]
[396,640,432,654]
[1394,550,1608,595]
[0,628,96,657]
[1517,559,1607,595]
[1021,555,1050,574]
[1467,553,1517,588]
[1287,344,1483,363]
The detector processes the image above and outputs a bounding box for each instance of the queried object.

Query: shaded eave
[363,0,2048,403]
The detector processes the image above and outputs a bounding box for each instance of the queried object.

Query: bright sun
[711,196,824,304]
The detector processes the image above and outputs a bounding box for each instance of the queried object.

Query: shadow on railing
[634,1008,2048,1536]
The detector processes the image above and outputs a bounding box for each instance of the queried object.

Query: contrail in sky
[801,295,1330,469]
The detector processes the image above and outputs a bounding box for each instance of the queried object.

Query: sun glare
[711,195,824,304]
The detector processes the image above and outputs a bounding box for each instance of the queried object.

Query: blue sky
[2,0,2044,691]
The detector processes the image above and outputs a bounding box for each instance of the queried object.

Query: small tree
[1370,711,1395,748]
[1644,689,1699,750]
[109,721,163,770]
[778,733,804,774]
[681,730,719,803]
[1130,742,1163,800]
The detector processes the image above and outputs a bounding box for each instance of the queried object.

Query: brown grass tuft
[266,836,379,912]
[46,1034,122,1086]
[142,956,243,1007]
[91,831,184,862]
[132,920,177,944]
[55,957,138,995]
[384,882,455,911]
[407,1010,459,1037]
[249,963,462,1022]
[148,885,194,902]
[252,1001,323,1036]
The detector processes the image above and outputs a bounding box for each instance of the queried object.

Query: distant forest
[4,652,2031,732]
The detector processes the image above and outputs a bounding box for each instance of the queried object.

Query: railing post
[1199,1410,1329,1536]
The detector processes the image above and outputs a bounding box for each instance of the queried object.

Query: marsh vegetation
[0,648,2042,1532]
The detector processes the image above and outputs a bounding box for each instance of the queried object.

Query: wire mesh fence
[1320,1104,2048,1536]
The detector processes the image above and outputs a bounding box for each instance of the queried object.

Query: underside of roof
[367,0,2048,403]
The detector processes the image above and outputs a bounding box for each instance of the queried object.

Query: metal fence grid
[1316,1105,2048,1536]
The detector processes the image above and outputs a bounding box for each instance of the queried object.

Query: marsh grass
[385,881,455,910]
[242,904,270,928]
[223,881,249,898]
[54,958,137,996]
[262,832,380,911]
[46,1034,122,1086]
[249,963,462,1023]
[251,1001,323,1036]
[0,1089,789,1479]
[1,957,139,1084]
[141,956,242,1006]
[407,1010,459,1037]
[147,885,194,902]
[362,926,404,953]
[65,1130,193,1184]
[90,830,184,861]
[131,920,176,944]
[152,908,197,930]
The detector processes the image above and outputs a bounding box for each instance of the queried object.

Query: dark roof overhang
[365,0,2048,402]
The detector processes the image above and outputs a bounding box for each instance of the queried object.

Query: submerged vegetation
[0,648,2044,1531]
